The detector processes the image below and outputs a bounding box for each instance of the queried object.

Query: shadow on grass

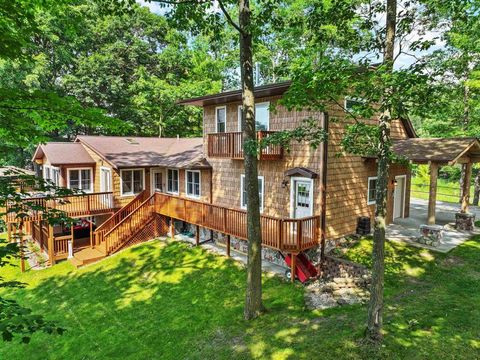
[1,237,479,359]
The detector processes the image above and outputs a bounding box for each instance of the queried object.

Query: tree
[0,171,79,342]
[142,0,284,319]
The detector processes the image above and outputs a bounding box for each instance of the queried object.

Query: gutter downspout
[320,112,329,264]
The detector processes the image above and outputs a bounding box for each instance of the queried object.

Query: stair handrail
[102,193,156,254]
[95,190,148,234]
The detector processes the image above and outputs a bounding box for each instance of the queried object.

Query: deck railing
[207,131,283,160]
[5,192,115,223]
[154,192,320,253]
[102,194,156,255]
[94,190,149,247]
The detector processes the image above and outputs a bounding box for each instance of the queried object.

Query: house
[6,82,479,277]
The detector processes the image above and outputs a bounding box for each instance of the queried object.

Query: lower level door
[293,179,313,219]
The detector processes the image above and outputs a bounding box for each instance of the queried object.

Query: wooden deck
[207,131,283,160]
[4,192,115,223]
[154,192,320,253]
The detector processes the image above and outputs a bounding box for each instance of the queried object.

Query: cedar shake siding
[202,95,411,240]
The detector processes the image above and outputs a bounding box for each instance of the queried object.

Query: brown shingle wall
[204,96,411,240]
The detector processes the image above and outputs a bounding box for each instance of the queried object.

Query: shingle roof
[76,136,210,169]
[32,143,96,165]
[0,166,34,177]
[392,137,480,164]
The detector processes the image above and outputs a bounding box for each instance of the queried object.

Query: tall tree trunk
[240,0,264,320]
[459,83,470,202]
[365,0,396,343]
[473,171,480,206]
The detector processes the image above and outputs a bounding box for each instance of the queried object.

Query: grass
[1,235,480,359]
[411,177,474,203]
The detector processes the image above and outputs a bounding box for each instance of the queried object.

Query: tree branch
[216,0,244,35]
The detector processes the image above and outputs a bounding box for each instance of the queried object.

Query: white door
[151,169,164,195]
[393,175,406,219]
[100,167,112,193]
[292,178,313,219]
[100,167,112,207]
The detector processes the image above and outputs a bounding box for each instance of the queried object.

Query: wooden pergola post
[427,162,439,225]
[461,162,472,213]
[195,225,200,246]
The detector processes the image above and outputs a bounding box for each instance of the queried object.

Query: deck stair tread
[70,247,106,268]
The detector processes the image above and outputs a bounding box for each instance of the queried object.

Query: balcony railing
[4,192,115,223]
[207,131,283,160]
[154,192,320,253]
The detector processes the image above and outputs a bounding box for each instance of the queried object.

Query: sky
[137,0,445,70]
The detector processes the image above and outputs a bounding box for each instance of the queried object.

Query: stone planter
[455,212,475,231]
[417,224,444,247]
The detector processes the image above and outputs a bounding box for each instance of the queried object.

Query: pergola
[393,137,480,225]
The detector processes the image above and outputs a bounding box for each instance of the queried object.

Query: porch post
[427,162,439,225]
[461,162,472,213]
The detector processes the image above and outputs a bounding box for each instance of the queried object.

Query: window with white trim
[367,176,377,205]
[185,170,201,198]
[43,166,61,187]
[344,97,366,115]
[240,174,264,212]
[120,169,144,196]
[237,102,270,131]
[167,169,179,194]
[68,168,92,192]
[216,106,226,133]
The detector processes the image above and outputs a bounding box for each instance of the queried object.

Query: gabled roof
[177,81,291,106]
[392,137,480,165]
[32,143,96,166]
[76,136,210,169]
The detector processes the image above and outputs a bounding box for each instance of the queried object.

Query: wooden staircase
[69,191,155,268]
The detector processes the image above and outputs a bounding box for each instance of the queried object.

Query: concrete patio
[387,198,480,252]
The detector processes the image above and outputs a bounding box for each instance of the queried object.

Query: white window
[120,169,144,196]
[68,168,93,192]
[344,97,366,114]
[238,102,270,131]
[185,170,201,198]
[43,166,61,187]
[167,169,179,194]
[216,106,226,133]
[367,176,377,205]
[240,174,264,212]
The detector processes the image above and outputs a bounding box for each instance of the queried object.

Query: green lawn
[411,177,474,203]
[1,235,480,359]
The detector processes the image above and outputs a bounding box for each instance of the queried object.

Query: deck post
[290,254,296,283]
[89,219,93,247]
[461,162,472,213]
[169,217,175,238]
[427,162,439,225]
[7,223,11,243]
[195,225,200,246]
[48,225,55,265]
[226,235,231,257]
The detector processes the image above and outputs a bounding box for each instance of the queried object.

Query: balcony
[207,131,283,160]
